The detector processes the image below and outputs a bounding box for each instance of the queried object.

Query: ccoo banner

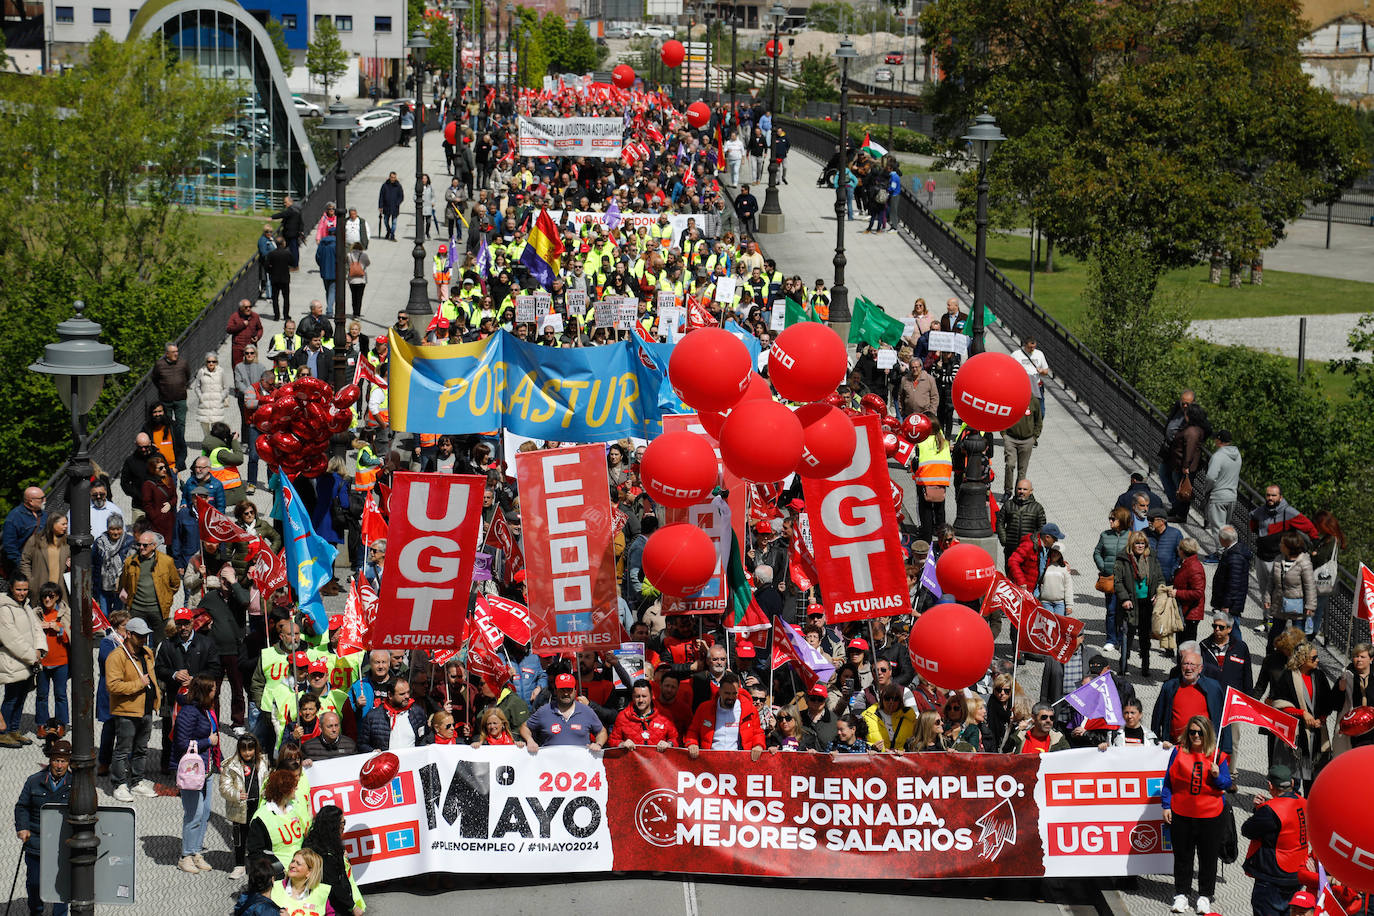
[800,414,912,624]
[516,445,625,653]
[373,472,485,650]
[517,116,625,158]
[310,746,1172,884]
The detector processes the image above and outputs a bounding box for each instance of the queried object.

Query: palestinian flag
[861,132,888,159]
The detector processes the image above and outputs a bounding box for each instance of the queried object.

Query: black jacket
[271,203,303,240]
[196,584,248,656]
[378,178,405,215]
[119,445,157,509]
[1200,633,1254,696]
[1114,481,1165,513]
[15,768,70,855]
[264,246,292,284]
[154,630,222,715]
[290,347,335,387]
[1210,540,1252,614]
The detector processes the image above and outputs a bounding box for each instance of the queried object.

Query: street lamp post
[504,3,515,96]
[478,0,487,118]
[830,37,857,338]
[406,29,434,318]
[729,8,738,119]
[685,12,693,102]
[29,302,127,916]
[324,100,355,384]
[495,2,503,98]
[450,0,470,109]
[962,109,1005,355]
[758,2,787,232]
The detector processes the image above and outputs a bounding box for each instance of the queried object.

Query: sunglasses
[994,687,1011,695]
[1187,729,1204,736]
[1036,715,1054,721]
[778,714,792,721]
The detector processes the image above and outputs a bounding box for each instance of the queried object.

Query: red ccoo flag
[194,495,253,548]
[1356,563,1374,639]
[1219,686,1299,749]
[1017,602,1085,664]
[360,491,388,545]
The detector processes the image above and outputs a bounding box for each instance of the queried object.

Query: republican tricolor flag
[519,209,565,290]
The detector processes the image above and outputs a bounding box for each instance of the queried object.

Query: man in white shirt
[1012,337,1051,414]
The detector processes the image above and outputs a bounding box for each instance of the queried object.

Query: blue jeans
[382,212,398,238]
[2,680,30,734]
[1158,461,1181,515]
[181,773,216,856]
[93,586,122,618]
[36,664,68,727]
[1103,592,1119,645]
[26,851,67,916]
[1308,594,1329,636]
[845,185,855,220]
[1042,600,1066,615]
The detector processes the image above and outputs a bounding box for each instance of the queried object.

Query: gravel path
[1190,313,1368,361]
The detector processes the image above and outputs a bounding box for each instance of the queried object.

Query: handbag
[1315,543,1339,597]
[922,485,947,503]
[1281,596,1305,616]
[1177,473,1194,502]
[1095,574,1115,594]
[875,189,890,204]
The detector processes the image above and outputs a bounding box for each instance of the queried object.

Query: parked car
[604,25,631,38]
[884,50,905,64]
[292,95,322,117]
[355,109,399,132]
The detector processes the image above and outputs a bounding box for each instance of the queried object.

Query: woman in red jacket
[1172,538,1208,645]
[1162,715,1233,916]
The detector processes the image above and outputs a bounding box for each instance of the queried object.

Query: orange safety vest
[418,434,439,448]
[208,447,242,490]
[352,445,380,492]
[1244,795,1308,873]
[914,438,953,486]
[151,427,176,471]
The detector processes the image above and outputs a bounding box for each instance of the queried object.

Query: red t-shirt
[1170,684,1210,742]
[653,682,695,736]
[1021,731,1052,755]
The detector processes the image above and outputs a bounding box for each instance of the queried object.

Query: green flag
[963,304,997,334]
[848,296,907,348]
[784,297,819,327]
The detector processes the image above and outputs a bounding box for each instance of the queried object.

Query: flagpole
[866,620,880,691]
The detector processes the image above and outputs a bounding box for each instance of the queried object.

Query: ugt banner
[373,472,484,650]
[311,746,1172,884]
[800,414,912,624]
[516,115,624,158]
[516,445,624,653]
[387,329,676,442]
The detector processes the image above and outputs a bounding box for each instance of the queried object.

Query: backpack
[349,254,366,279]
[176,740,206,791]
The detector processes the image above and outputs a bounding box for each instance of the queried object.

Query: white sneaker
[1103,643,1117,654]
[131,782,157,798]
[112,784,134,803]
[1196,896,1213,914]
[1171,895,1190,913]
[230,866,246,880]
[177,855,201,874]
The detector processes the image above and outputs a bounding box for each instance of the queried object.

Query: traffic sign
[748,87,760,98]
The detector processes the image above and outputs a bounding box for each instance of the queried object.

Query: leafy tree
[796,52,838,104]
[0,35,234,506]
[307,19,348,96]
[263,17,294,78]
[423,15,453,73]
[563,21,600,73]
[1078,239,1193,388]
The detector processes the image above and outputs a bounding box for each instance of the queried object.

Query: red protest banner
[1220,686,1299,749]
[373,472,485,651]
[1356,563,1374,638]
[338,574,377,655]
[799,414,911,623]
[516,445,623,653]
[248,541,288,595]
[1017,603,1085,664]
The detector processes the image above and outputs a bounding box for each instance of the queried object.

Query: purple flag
[447,231,457,270]
[475,238,491,278]
[604,198,622,231]
[1060,670,1124,726]
[919,547,942,597]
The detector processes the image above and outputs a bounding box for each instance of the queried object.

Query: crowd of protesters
[0,75,1366,916]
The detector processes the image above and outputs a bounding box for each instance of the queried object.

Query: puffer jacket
[0,594,45,685]
[191,365,230,426]
[1269,553,1316,616]
[1093,528,1130,577]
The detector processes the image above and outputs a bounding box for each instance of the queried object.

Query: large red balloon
[860,393,887,416]
[641,431,720,508]
[698,370,771,439]
[765,39,781,58]
[768,322,847,402]
[935,543,997,602]
[951,352,1033,433]
[335,384,361,408]
[908,603,994,690]
[642,523,717,597]
[254,437,277,466]
[444,120,459,145]
[359,751,400,790]
[612,64,635,89]
[686,101,711,129]
[900,413,934,444]
[719,398,804,483]
[794,402,856,478]
[669,328,752,413]
[1310,746,1374,891]
[660,39,685,68]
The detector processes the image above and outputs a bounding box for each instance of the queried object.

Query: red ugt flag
[1219,686,1299,749]
[1017,603,1085,663]
[194,495,252,548]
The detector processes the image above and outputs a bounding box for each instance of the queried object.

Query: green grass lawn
[188,212,268,288]
[931,210,1367,401]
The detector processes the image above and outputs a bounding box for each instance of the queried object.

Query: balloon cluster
[251,377,358,478]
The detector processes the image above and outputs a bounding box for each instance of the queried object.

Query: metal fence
[1301,184,1374,226]
[44,120,402,507]
[779,115,1368,658]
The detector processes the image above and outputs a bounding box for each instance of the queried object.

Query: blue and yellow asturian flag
[387,329,684,440]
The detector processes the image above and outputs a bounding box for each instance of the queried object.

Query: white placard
[769,300,786,331]
[594,303,614,328]
[713,276,737,303]
[928,330,970,356]
[657,305,682,338]
[533,292,552,314]
[656,289,677,312]
[539,313,564,334]
[566,289,587,316]
[876,349,898,369]
[614,300,638,331]
[901,317,918,339]
[515,295,538,324]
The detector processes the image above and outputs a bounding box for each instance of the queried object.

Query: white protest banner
[876,349,898,370]
[516,116,624,158]
[551,210,703,240]
[928,330,969,356]
[714,276,737,303]
[515,295,538,324]
[567,290,588,316]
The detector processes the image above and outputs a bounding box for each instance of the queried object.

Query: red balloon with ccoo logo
[951,351,1033,433]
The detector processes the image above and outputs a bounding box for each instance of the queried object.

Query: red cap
[1289,893,1316,910]
[806,603,825,617]
[308,659,330,675]
[292,651,312,668]
[807,684,828,698]
[173,607,194,623]
[847,638,869,652]
[513,570,527,584]
[735,643,756,658]
[554,673,576,689]
[753,521,772,535]
[328,614,344,631]
[788,498,805,511]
